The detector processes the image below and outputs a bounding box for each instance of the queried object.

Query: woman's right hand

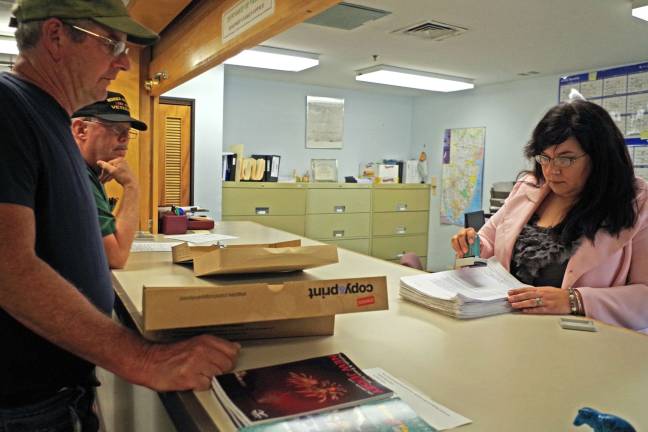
[450,228,477,258]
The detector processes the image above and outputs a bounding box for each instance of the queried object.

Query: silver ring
[535,297,543,307]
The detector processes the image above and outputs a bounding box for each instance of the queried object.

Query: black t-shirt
[0,73,114,405]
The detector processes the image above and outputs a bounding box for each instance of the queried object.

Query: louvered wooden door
[157,102,192,206]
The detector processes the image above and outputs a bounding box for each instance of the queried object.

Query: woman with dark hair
[451,100,648,332]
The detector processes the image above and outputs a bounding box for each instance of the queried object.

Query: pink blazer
[479,176,648,332]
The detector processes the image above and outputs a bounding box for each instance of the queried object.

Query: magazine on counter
[211,353,394,428]
[239,396,436,431]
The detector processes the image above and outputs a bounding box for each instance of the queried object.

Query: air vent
[517,71,540,77]
[306,2,391,30]
[392,20,467,41]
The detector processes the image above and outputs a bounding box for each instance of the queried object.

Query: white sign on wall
[222,0,275,44]
[306,96,345,149]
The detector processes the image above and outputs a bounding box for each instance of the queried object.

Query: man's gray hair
[14,19,94,51]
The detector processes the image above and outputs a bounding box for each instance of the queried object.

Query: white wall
[178,66,564,266]
[223,73,414,180]
[164,66,225,220]
[411,74,560,271]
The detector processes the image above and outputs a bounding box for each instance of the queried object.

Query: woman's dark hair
[523,100,637,243]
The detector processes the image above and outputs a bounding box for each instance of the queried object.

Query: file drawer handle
[396,203,408,211]
[255,207,270,215]
[333,230,345,238]
[334,205,346,213]
[396,225,407,235]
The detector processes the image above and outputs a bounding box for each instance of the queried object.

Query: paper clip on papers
[559,317,597,332]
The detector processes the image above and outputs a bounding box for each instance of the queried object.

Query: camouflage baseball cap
[10,0,159,46]
[72,91,147,131]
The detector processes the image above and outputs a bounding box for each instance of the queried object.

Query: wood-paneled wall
[106,47,146,227]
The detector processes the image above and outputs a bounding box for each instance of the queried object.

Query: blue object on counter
[574,407,636,432]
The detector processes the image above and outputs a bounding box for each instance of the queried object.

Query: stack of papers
[239,397,435,431]
[365,368,471,430]
[130,241,182,252]
[399,258,529,319]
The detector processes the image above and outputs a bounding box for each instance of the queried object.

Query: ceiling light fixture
[355,65,474,92]
[632,0,648,21]
[224,46,319,72]
[0,38,18,55]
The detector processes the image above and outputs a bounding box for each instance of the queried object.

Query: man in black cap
[0,1,239,429]
[72,91,145,269]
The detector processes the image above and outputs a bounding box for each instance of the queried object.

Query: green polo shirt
[87,165,116,237]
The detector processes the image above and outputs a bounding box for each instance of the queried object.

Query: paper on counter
[131,241,182,252]
[365,368,472,430]
[164,233,238,244]
[400,258,523,302]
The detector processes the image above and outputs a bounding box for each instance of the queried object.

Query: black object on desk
[464,210,486,231]
[251,154,280,182]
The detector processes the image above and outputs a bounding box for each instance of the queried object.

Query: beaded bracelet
[574,289,584,316]
[568,287,585,315]
[568,287,578,315]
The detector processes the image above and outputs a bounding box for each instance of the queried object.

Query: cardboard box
[172,240,301,264]
[377,164,400,183]
[144,316,336,342]
[172,241,339,276]
[160,213,187,234]
[142,276,388,331]
[187,216,215,230]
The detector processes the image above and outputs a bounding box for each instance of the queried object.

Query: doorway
[157,97,194,206]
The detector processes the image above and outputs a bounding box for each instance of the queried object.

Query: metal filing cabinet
[221,182,430,263]
[371,184,429,263]
[305,184,371,255]
[221,182,307,236]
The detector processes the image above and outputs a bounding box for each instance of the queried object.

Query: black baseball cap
[9,0,158,46]
[72,91,147,131]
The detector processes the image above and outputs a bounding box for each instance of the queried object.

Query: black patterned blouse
[510,214,579,287]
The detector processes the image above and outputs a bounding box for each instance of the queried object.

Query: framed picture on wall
[311,159,339,182]
[306,96,344,149]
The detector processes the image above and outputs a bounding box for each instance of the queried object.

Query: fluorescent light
[0,39,18,55]
[633,5,648,21]
[224,46,319,72]
[0,26,16,37]
[356,65,474,92]
[633,0,648,20]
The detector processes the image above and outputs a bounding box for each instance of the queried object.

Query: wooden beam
[127,0,192,33]
[137,48,156,232]
[150,95,161,233]
[148,0,340,96]
[107,47,146,229]
[108,46,160,232]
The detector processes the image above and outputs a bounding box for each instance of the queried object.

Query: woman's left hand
[507,287,570,314]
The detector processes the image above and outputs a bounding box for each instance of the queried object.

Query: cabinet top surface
[223,182,430,190]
